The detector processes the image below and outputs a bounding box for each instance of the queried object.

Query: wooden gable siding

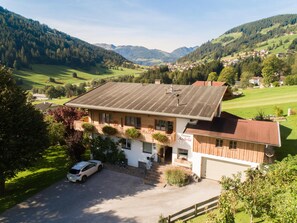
[193,135,265,163]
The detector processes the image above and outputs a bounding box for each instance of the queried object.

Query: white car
[67,160,103,183]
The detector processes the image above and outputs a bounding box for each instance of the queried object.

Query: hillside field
[14,64,143,90]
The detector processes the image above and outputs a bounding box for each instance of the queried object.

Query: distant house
[249,77,263,86]
[65,82,281,181]
[34,102,60,113]
[32,93,48,101]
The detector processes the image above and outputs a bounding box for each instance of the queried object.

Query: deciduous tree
[0,66,49,195]
[218,66,237,85]
[262,55,283,86]
[207,72,218,81]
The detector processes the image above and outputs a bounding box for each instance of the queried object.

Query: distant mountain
[171,46,197,58]
[0,6,129,69]
[179,14,297,63]
[95,43,197,66]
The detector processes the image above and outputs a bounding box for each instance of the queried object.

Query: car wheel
[81,175,87,183]
[97,165,103,172]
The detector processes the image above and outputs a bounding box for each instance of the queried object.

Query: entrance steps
[143,162,172,186]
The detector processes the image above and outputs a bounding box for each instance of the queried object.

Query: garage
[201,157,250,181]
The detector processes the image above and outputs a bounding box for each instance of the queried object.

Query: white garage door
[201,158,250,181]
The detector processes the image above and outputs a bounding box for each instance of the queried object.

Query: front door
[164,147,172,163]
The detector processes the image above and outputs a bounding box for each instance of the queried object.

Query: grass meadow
[14,64,143,90]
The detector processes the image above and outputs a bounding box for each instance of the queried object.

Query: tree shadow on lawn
[0,169,151,223]
[276,124,297,160]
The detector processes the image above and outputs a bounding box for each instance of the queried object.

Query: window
[155,120,173,133]
[119,138,131,150]
[143,142,152,154]
[125,116,141,129]
[215,139,223,147]
[100,113,112,124]
[229,141,237,149]
[178,148,188,160]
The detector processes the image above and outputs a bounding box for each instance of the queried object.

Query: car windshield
[69,169,80,174]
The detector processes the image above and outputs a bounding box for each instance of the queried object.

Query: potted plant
[152,132,168,144]
[82,123,95,133]
[102,125,118,135]
[125,127,141,139]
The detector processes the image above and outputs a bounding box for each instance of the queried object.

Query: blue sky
[0,0,297,52]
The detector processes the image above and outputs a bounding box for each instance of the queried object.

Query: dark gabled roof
[65,82,227,121]
[185,115,281,147]
[34,102,59,112]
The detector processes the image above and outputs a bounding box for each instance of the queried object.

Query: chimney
[176,94,180,106]
[155,79,161,84]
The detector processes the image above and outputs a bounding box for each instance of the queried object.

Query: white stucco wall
[123,140,157,167]
[172,118,193,162]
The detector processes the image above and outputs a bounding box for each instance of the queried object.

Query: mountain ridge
[95,43,197,66]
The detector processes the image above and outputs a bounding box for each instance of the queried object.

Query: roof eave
[65,102,213,121]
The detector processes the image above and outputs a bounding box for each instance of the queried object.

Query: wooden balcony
[73,120,176,146]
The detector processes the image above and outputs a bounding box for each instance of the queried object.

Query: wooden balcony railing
[73,120,176,146]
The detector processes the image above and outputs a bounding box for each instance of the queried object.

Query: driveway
[0,169,221,223]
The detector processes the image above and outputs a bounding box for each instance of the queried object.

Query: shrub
[82,123,95,133]
[102,125,118,135]
[158,214,167,223]
[152,132,168,143]
[90,136,125,163]
[272,81,280,87]
[72,72,78,78]
[254,110,269,121]
[48,77,55,83]
[274,106,284,117]
[125,127,141,139]
[165,168,189,187]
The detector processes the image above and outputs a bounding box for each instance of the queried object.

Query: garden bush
[125,127,141,139]
[90,136,125,164]
[102,125,118,135]
[165,168,189,187]
[274,106,284,117]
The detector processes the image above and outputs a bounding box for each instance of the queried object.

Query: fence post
[195,203,198,216]
[168,215,171,223]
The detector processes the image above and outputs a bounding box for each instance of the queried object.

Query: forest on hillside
[0,6,128,69]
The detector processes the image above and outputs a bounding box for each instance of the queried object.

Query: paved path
[0,169,221,223]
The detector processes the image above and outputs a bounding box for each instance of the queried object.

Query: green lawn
[0,146,69,213]
[223,86,297,118]
[14,64,143,90]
